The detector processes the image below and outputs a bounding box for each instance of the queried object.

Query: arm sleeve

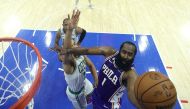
[78,29,86,44]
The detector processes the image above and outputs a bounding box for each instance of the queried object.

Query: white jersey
[64,56,86,92]
[60,27,79,44]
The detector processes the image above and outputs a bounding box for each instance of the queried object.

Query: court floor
[0,29,182,109]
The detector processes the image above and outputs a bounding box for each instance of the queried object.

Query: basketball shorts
[66,78,93,109]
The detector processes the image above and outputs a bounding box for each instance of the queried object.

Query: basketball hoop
[0,37,42,109]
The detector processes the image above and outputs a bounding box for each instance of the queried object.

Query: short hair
[119,41,137,56]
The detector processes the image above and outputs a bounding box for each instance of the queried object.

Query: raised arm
[63,10,80,74]
[84,56,98,87]
[64,46,116,58]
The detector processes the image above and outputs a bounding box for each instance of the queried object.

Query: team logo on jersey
[102,64,118,85]
[78,59,86,75]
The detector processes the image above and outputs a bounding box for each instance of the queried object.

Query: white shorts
[84,78,94,96]
[66,78,94,109]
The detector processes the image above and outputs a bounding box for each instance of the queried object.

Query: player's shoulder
[104,50,117,60]
[82,55,90,62]
[122,69,136,79]
[75,27,83,33]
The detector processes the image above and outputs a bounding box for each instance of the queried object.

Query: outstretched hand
[67,10,80,30]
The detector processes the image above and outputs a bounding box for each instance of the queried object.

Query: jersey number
[102,78,107,86]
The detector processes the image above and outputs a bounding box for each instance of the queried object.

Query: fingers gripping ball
[134,71,177,109]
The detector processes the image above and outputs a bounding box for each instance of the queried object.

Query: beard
[115,54,134,71]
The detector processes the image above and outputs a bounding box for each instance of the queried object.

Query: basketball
[134,71,177,109]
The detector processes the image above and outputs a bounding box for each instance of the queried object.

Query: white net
[0,39,45,109]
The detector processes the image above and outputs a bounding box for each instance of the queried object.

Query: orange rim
[0,37,42,109]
